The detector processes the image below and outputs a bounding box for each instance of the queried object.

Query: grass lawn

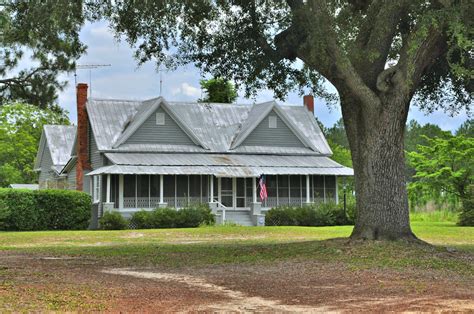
[0,221,472,270]
[0,220,472,311]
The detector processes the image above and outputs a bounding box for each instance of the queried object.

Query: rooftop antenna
[74,64,111,97]
[158,65,167,96]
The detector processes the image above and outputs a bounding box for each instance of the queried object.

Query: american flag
[259,175,268,201]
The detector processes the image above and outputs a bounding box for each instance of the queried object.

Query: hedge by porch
[0,188,91,231]
[265,202,355,227]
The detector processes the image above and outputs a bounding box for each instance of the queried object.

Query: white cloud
[181,83,201,97]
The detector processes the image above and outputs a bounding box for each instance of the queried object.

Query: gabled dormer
[231,101,314,150]
[113,98,208,149]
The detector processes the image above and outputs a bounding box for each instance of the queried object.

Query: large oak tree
[91,1,472,240]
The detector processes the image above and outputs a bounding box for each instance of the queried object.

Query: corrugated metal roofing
[88,153,354,177]
[87,165,353,177]
[104,153,342,168]
[86,98,333,154]
[43,125,76,167]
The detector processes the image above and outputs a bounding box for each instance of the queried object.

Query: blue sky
[57,22,469,131]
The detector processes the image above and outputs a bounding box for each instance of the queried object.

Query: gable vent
[156,112,165,125]
[268,115,277,128]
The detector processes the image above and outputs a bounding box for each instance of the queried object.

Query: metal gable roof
[86,97,332,155]
[42,125,77,171]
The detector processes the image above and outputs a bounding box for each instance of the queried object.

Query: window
[268,115,277,128]
[156,112,165,125]
[93,176,101,203]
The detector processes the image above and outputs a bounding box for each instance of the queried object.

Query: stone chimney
[76,83,91,191]
[303,95,314,113]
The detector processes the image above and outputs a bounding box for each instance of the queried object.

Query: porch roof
[87,153,354,177]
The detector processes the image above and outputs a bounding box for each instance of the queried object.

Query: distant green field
[0,221,472,275]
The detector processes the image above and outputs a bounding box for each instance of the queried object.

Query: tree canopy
[199,78,238,103]
[0,103,69,187]
[408,135,473,200]
[0,1,85,108]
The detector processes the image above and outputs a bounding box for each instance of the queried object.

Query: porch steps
[219,210,254,226]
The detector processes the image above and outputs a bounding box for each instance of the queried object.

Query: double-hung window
[93,176,101,203]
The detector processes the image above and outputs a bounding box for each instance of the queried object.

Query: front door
[220,177,248,209]
[220,178,233,207]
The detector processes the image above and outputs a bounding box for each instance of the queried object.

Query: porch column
[118,174,124,209]
[305,175,310,204]
[106,174,111,203]
[252,177,257,203]
[209,175,214,202]
[217,177,222,204]
[159,175,164,204]
[323,175,326,203]
[335,176,339,205]
[232,177,237,208]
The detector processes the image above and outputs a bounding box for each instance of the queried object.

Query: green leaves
[0,1,85,108]
[199,78,237,103]
[408,135,474,199]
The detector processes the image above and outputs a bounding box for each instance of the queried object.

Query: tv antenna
[158,66,168,96]
[74,64,111,97]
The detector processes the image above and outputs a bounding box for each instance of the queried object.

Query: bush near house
[130,204,215,229]
[265,202,353,227]
[99,211,129,230]
[0,188,91,231]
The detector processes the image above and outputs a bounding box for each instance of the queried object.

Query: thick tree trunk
[341,94,417,241]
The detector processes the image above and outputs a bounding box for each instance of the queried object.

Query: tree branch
[351,0,408,89]
[0,67,48,86]
[396,26,448,97]
[294,0,380,109]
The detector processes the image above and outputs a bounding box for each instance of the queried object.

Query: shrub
[265,202,352,227]
[151,207,178,228]
[34,189,91,230]
[99,211,129,230]
[130,204,215,229]
[130,210,153,229]
[265,206,297,226]
[0,188,91,231]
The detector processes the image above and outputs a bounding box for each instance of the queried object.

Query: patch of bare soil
[0,251,473,312]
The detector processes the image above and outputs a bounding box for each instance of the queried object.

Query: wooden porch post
[217,177,222,204]
[306,175,310,203]
[335,176,339,204]
[160,174,164,204]
[232,177,237,208]
[209,175,214,202]
[252,177,257,203]
[118,174,124,209]
[323,175,326,203]
[106,174,111,203]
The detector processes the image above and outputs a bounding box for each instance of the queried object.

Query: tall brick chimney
[76,83,91,191]
[303,95,314,113]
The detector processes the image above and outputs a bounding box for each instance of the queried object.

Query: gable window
[268,115,277,128]
[156,112,165,125]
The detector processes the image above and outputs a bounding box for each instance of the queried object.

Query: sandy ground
[0,251,473,312]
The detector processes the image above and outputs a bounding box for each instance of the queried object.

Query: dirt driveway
[0,251,472,312]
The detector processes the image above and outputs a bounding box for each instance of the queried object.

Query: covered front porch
[92,174,340,223]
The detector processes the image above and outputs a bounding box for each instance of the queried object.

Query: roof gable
[230,102,317,151]
[35,125,76,173]
[240,109,306,148]
[112,98,208,149]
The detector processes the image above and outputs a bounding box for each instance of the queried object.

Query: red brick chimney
[76,83,91,191]
[303,95,314,113]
